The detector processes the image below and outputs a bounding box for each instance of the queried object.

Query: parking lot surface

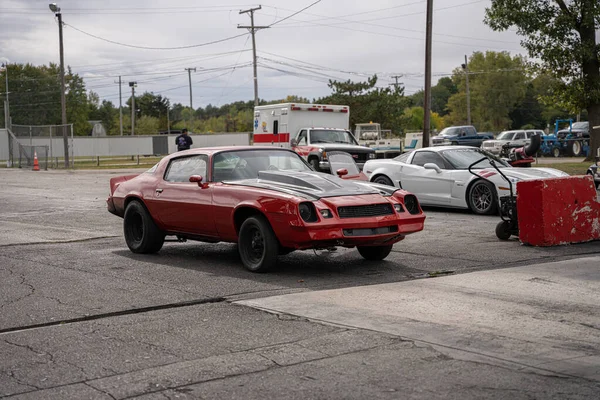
[1,168,599,399]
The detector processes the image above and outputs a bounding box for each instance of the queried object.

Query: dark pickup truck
[431,125,494,147]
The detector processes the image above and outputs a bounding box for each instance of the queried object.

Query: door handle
[156,188,163,193]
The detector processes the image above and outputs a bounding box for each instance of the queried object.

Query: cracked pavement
[1,168,599,399]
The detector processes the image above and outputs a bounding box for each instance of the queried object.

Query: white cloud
[0,0,527,109]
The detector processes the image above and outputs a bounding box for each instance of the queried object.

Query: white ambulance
[253,103,375,171]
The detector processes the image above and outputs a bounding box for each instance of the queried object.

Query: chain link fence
[10,124,73,167]
[18,145,49,170]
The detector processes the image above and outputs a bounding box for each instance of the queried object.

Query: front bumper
[275,213,426,250]
[320,160,366,171]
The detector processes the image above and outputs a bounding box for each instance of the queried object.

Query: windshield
[310,129,358,145]
[496,131,514,140]
[572,121,588,130]
[437,127,456,137]
[212,149,311,181]
[441,148,510,169]
[328,152,360,176]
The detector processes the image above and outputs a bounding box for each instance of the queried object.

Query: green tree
[409,77,457,116]
[315,75,409,134]
[446,51,528,131]
[400,107,445,132]
[485,0,600,159]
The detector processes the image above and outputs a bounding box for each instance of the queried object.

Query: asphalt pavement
[1,168,599,399]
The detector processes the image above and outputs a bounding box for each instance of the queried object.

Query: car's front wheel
[468,180,498,215]
[123,200,165,254]
[372,175,394,186]
[357,245,393,261]
[238,215,279,272]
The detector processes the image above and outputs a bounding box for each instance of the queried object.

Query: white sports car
[363,146,569,215]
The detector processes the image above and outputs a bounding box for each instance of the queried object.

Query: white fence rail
[0,130,250,162]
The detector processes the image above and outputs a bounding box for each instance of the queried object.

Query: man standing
[175,128,193,151]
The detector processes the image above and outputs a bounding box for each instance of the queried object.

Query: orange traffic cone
[32,151,40,171]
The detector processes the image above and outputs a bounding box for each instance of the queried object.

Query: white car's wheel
[372,175,394,186]
[468,180,498,215]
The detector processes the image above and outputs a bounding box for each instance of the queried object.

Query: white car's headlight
[368,153,376,159]
[443,139,452,144]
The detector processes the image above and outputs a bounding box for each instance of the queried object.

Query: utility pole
[1,61,9,129]
[185,68,196,109]
[389,75,403,92]
[129,81,137,135]
[238,6,269,106]
[114,76,124,135]
[422,0,433,148]
[50,4,69,168]
[462,55,471,125]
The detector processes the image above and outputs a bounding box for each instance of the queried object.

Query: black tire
[569,140,583,157]
[372,175,394,186]
[495,221,512,240]
[123,200,165,254]
[552,147,561,158]
[310,158,320,172]
[238,215,279,272]
[357,245,393,261]
[468,180,498,215]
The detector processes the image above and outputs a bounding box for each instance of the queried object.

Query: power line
[65,23,248,50]
[268,0,322,27]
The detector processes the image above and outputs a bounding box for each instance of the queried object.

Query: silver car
[481,129,544,155]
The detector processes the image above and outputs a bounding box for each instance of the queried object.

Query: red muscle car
[107,147,426,272]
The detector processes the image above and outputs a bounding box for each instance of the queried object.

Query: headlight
[320,209,333,218]
[393,203,404,213]
[403,195,420,215]
[368,153,376,159]
[443,139,452,144]
[299,202,318,222]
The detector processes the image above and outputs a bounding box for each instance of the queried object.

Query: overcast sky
[0,0,528,109]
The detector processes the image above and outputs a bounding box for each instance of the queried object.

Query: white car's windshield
[441,148,510,169]
[496,131,514,140]
[310,129,357,145]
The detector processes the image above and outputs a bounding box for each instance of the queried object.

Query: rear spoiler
[109,174,139,195]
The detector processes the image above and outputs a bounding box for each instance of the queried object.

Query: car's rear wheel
[372,175,394,186]
[123,200,165,254]
[468,180,498,215]
[357,245,393,261]
[238,215,279,272]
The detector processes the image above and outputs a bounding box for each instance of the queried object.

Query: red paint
[107,146,426,250]
[253,133,290,143]
[517,175,600,246]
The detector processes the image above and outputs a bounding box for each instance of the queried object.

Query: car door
[513,131,527,147]
[152,155,217,236]
[399,151,454,205]
[293,129,310,158]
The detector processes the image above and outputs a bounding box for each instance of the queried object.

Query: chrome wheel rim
[472,184,493,213]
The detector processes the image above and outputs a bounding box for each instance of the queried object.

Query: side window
[412,151,446,169]
[515,132,525,140]
[297,130,307,145]
[394,152,411,163]
[164,155,208,183]
[466,126,476,135]
[273,120,279,135]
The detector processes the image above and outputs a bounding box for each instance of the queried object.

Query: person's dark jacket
[176,134,193,151]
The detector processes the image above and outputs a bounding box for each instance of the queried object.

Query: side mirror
[423,163,442,173]
[336,168,349,177]
[189,175,208,188]
[290,138,298,147]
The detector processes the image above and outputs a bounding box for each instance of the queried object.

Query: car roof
[171,146,295,157]
[414,146,474,152]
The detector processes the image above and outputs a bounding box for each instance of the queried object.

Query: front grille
[337,203,394,219]
[350,153,368,162]
[482,142,495,147]
[343,225,398,236]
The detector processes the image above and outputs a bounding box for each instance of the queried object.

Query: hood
[501,167,568,180]
[225,170,394,200]
[318,144,375,153]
